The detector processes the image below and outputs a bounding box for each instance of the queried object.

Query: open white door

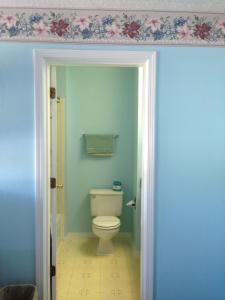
[50,66,57,300]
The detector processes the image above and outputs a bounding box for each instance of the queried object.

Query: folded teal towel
[84,134,115,156]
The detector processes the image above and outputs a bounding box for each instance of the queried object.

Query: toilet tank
[90,189,123,217]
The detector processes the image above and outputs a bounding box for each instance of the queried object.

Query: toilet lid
[92,216,120,229]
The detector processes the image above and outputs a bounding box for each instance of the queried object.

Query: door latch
[56,183,64,188]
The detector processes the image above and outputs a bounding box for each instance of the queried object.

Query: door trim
[34,48,156,300]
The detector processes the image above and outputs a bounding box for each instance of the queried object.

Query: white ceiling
[0,0,225,13]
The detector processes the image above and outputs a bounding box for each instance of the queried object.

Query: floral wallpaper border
[0,8,225,45]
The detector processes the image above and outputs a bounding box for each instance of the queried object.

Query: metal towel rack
[82,134,119,138]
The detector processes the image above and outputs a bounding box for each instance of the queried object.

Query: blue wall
[0,45,35,286]
[155,48,225,300]
[1,43,225,300]
[56,66,138,234]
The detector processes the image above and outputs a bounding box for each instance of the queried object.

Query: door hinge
[140,178,142,189]
[50,87,56,99]
[50,177,56,189]
[51,265,56,277]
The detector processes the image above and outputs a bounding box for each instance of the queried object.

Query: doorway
[34,49,156,300]
[51,64,140,300]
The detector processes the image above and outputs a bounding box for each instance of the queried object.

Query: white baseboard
[66,231,132,239]
[63,231,140,258]
[65,232,140,255]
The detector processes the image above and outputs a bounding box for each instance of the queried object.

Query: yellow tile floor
[56,235,140,300]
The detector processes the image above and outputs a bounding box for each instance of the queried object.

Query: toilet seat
[92,216,120,230]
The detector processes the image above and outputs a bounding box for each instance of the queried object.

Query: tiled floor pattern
[56,235,140,300]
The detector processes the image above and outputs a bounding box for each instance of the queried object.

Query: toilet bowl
[92,216,120,255]
[90,189,123,255]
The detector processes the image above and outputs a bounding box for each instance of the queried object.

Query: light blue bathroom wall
[155,48,225,300]
[1,43,225,300]
[56,66,138,233]
[0,45,35,287]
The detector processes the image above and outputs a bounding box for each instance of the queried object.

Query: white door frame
[34,48,156,300]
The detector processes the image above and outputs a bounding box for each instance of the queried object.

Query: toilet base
[97,238,113,255]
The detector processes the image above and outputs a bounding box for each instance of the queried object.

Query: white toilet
[90,189,123,255]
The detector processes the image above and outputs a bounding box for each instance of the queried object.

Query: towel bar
[82,134,119,138]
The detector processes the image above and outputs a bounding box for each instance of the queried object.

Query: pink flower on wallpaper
[32,21,48,36]
[217,20,225,34]
[123,21,140,38]
[176,25,192,39]
[105,24,122,37]
[194,23,211,40]
[145,18,162,32]
[50,19,69,37]
[0,15,17,28]
[73,16,90,30]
